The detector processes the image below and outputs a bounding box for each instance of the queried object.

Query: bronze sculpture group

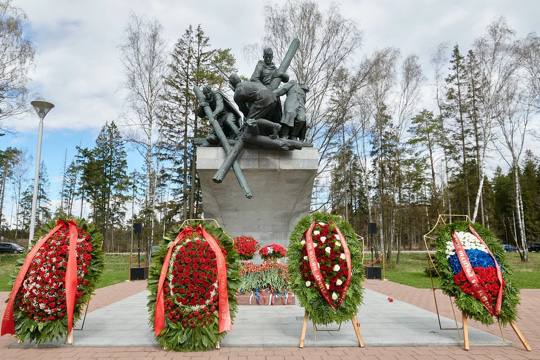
[194,38,309,198]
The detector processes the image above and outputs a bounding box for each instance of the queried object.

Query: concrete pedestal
[197,147,319,247]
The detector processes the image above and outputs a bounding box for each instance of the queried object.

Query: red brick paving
[1,279,538,359]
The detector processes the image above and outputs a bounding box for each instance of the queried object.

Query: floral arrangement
[434,221,519,325]
[288,212,364,325]
[233,236,259,260]
[148,220,239,351]
[1,218,103,343]
[259,243,286,260]
[239,261,289,293]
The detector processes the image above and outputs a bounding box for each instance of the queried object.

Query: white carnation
[320,236,326,243]
[331,292,338,300]
[325,283,330,289]
[313,230,320,235]
[319,222,326,226]
[303,256,308,261]
[305,281,311,287]
[336,279,343,286]
[325,246,331,254]
[340,253,346,260]
[300,240,306,246]
[333,264,340,272]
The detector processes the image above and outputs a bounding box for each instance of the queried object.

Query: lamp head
[31,99,54,120]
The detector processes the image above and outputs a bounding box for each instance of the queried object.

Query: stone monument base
[197,147,319,247]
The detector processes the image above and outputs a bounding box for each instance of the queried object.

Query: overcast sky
[1,0,539,222]
[4,0,539,131]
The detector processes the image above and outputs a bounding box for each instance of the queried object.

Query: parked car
[503,244,518,252]
[0,242,24,254]
[528,243,540,252]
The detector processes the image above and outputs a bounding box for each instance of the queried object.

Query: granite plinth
[197,147,319,247]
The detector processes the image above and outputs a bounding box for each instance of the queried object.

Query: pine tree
[371,104,399,260]
[408,110,441,198]
[520,151,540,243]
[444,45,474,217]
[330,145,367,228]
[77,122,129,250]
[60,160,80,216]
[18,162,51,231]
[157,24,235,221]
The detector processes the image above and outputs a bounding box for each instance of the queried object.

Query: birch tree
[120,15,166,245]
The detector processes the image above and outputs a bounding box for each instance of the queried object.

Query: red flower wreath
[162,233,227,328]
[16,225,93,323]
[299,222,349,304]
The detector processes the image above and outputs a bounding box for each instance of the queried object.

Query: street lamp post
[28,99,54,248]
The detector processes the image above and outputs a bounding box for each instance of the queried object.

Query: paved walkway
[0,280,537,359]
[47,289,502,347]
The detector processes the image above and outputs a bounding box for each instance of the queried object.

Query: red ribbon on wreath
[1,219,80,336]
[333,223,352,307]
[467,224,505,316]
[451,225,505,316]
[305,222,333,308]
[154,225,231,336]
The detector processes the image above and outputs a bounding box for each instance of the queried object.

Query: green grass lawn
[2,251,539,292]
[0,253,131,291]
[384,252,540,289]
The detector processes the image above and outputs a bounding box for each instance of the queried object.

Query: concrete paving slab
[13,288,507,348]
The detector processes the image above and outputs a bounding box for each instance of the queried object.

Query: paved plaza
[0,280,538,359]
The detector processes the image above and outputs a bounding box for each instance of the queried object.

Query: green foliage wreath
[288,212,364,324]
[434,221,519,325]
[11,218,104,343]
[147,220,239,351]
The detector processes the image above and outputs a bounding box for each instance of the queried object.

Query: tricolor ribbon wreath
[435,221,519,325]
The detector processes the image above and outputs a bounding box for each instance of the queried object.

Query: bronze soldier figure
[197,85,241,145]
[250,48,289,86]
[273,80,309,140]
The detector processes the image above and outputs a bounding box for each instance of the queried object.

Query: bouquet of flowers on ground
[259,243,286,260]
[239,261,289,293]
[233,236,259,260]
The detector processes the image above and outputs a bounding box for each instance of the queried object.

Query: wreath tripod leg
[67,329,74,345]
[351,316,365,347]
[509,321,532,351]
[462,312,469,351]
[299,311,309,348]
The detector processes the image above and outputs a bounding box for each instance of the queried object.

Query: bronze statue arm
[250,61,264,83]
[213,92,225,117]
[274,81,294,97]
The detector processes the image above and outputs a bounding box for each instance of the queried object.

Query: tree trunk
[0,173,6,227]
[513,163,528,261]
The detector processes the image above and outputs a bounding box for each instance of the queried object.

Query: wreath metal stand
[424,214,467,331]
[299,312,365,348]
[424,214,532,351]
